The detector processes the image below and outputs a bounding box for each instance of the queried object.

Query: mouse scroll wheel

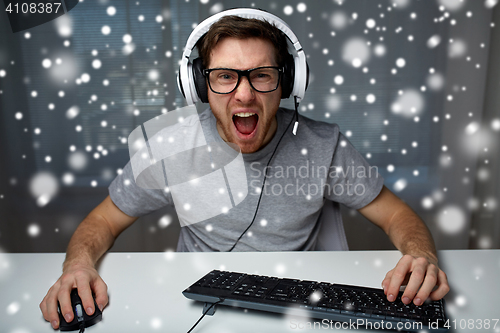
[75,304,85,322]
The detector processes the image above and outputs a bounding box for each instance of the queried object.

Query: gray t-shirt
[109,107,384,252]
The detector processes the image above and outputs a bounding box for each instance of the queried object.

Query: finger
[40,286,59,325]
[92,278,109,311]
[56,274,78,325]
[44,294,60,329]
[401,258,429,305]
[56,284,74,323]
[382,270,410,295]
[412,264,439,306]
[381,270,393,295]
[40,292,50,321]
[429,270,450,301]
[386,255,413,302]
[76,279,95,316]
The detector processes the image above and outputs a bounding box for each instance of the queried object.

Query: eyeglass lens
[207,68,280,94]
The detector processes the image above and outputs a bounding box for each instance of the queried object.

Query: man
[40,13,449,330]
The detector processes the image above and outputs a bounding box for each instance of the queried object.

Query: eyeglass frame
[203,66,283,95]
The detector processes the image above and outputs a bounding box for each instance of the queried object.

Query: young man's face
[207,37,282,154]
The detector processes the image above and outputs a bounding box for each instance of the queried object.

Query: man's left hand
[381,254,450,306]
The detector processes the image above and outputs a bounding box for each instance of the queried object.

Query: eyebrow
[207,63,278,70]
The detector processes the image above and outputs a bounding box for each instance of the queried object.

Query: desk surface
[0,250,499,332]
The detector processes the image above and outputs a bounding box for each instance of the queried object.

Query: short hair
[196,15,289,69]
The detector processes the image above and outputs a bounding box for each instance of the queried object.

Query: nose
[234,76,255,103]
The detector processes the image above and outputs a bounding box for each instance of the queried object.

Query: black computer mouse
[58,289,102,332]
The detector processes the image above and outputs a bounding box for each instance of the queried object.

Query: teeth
[234,112,256,117]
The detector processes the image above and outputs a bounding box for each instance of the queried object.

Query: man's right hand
[39,264,108,330]
[39,196,136,329]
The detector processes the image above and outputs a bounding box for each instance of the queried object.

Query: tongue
[233,114,258,134]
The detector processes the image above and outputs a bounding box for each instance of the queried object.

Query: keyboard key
[313,306,328,312]
[372,313,385,320]
[356,312,372,318]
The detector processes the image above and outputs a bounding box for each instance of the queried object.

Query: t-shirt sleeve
[324,133,384,210]
[108,160,173,217]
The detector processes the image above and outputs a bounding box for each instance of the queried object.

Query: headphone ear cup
[192,58,209,103]
[281,54,294,99]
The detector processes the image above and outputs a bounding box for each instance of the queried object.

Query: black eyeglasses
[203,66,282,94]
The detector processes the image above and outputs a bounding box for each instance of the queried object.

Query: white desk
[0,250,499,332]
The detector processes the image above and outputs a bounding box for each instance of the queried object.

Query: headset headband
[182,8,303,58]
[178,8,308,105]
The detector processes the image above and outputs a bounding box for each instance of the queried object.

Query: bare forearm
[387,208,438,264]
[63,214,116,271]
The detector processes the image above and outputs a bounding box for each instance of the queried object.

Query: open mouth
[233,112,259,136]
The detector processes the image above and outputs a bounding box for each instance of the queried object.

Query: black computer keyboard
[183,270,448,332]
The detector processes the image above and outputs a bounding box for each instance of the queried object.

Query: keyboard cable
[186,298,224,333]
